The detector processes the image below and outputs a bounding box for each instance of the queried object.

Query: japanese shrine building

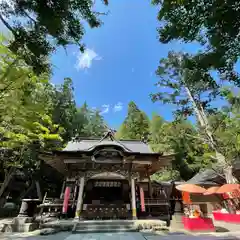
[41,131,174,221]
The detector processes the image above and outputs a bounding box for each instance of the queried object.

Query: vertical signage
[62,186,71,214]
[140,186,145,212]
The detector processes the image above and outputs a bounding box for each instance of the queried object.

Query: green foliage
[151,51,220,119]
[51,78,77,143]
[207,92,240,163]
[0,36,63,169]
[116,101,149,140]
[71,102,107,138]
[151,169,181,182]
[150,44,240,179]
[0,0,108,74]
[0,35,108,180]
[152,0,240,85]
[149,116,212,181]
[149,113,170,153]
[81,108,107,137]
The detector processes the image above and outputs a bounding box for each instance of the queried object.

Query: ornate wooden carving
[74,169,140,181]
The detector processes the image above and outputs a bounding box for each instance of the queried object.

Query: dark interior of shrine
[83,179,130,204]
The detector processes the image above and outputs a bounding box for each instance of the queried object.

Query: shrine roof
[41,131,175,175]
[63,138,153,154]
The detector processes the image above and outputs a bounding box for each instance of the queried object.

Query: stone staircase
[170,214,184,230]
[72,220,137,233]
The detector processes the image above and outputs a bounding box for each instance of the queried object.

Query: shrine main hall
[41,131,174,222]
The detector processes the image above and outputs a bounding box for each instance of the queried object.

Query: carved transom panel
[92,149,124,163]
[76,170,139,181]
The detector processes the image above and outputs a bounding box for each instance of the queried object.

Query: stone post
[131,178,137,219]
[18,200,29,217]
[75,177,85,219]
[60,181,66,199]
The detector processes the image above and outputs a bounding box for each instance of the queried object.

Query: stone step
[72,220,137,233]
[2,223,39,233]
[75,224,134,230]
[73,227,137,233]
[78,219,135,224]
[74,220,135,227]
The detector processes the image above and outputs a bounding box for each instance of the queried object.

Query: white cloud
[100,104,110,114]
[113,102,123,112]
[75,48,102,70]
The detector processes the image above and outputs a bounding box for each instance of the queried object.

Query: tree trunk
[224,166,237,184]
[184,86,237,183]
[0,167,15,207]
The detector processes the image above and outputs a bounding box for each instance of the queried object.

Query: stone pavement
[213,220,240,232]
[0,231,240,240]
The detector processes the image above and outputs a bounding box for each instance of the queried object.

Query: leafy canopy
[0,0,108,74]
[151,51,221,119]
[152,0,240,85]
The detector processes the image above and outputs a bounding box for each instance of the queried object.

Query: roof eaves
[53,149,165,157]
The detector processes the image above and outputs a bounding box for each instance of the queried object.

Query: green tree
[149,117,210,181]
[51,78,77,143]
[0,0,108,74]
[152,0,240,85]
[117,101,149,140]
[72,102,90,137]
[208,92,240,164]
[149,113,169,153]
[82,109,107,137]
[0,36,63,202]
[115,123,128,140]
[151,52,220,119]
[151,51,238,183]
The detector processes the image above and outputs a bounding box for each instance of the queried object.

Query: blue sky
[51,0,203,128]
[1,0,203,128]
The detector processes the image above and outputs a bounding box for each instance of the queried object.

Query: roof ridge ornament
[96,125,132,152]
[99,128,116,142]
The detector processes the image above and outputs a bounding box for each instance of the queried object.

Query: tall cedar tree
[116,101,149,140]
[51,78,77,143]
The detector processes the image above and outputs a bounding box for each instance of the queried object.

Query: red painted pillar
[140,186,145,212]
[62,186,71,214]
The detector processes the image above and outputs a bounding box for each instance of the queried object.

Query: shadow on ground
[0,232,71,240]
[215,226,230,232]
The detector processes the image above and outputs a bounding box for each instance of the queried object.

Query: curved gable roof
[63,139,153,154]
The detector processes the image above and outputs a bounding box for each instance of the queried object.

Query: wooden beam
[64,159,89,164]
[131,160,152,164]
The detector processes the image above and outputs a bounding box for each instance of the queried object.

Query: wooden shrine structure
[40,131,175,223]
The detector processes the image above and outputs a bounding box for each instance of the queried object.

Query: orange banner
[182,191,192,204]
